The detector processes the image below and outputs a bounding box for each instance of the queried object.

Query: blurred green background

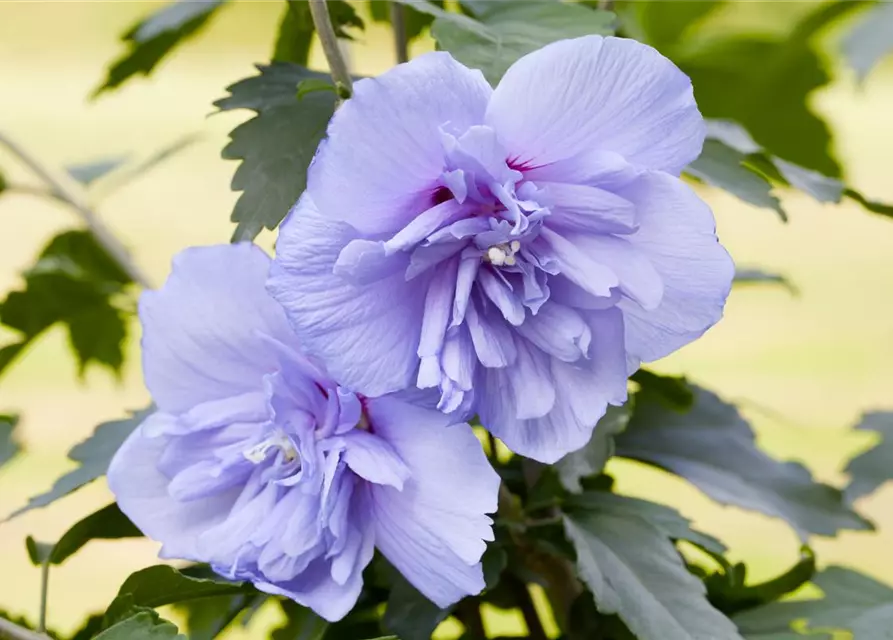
[1,1,891,637]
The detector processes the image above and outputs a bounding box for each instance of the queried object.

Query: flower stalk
[390,1,409,64]
[308,0,353,99]
[0,618,50,640]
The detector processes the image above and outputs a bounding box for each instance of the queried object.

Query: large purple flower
[269,36,734,463]
[108,244,499,621]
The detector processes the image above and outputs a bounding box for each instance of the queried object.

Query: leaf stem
[390,1,409,63]
[308,0,353,99]
[37,561,49,634]
[0,131,152,289]
[597,0,615,10]
[0,618,50,640]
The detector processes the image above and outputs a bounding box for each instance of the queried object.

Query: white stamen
[243,431,298,464]
[503,254,516,266]
[510,240,521,253]
[487,246,507,266]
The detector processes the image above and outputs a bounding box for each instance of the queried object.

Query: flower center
[484,240,521,267]
[243,430,299,464]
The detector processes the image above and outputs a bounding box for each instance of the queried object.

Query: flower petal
[343,430,410,490]
[487,35,704,175]
[108,418,239,560]
[614,172,734,364]
[269,197,428,397]
[140,244,293,414]
[366,396,498,606]
[537,182,637,235]
[309,52,492,235]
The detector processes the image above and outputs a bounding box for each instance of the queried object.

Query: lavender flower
[108,244,499,621]
[269,36,734,463]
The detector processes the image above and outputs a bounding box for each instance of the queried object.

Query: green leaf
[272,0,363,66]
[94,0,228,96]
[614,385,872,538]
[567,491,727,555]
[370,0,443,43]
[272,600,328,640]
[844,411,893,502]
[65,157,129,186]
[177,594,264,640]
[94,611,184,640]
[843,2,893,83]
[557,404,631,492]
[25,536,54,566]
[564,496,742,640]
[734,269,796,295]
[629,369,694,411]
[296,78,337,100]
[843,187,893,221]
[686,139,785,220]
[0,414,20,470]
[733,566,893,639]
[0,169,7,194]
[616,0,726,52]
[7,406,151,518]
[216,63,336,241]
[431,1,615,84]
[44,503,141,566]
[0,230,133,377]
[383,573,450,640]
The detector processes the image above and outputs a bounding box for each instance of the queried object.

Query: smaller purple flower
[108,244,499,621]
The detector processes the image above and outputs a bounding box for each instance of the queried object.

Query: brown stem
[455,597,486,638]
[510,577,548,640]
[390,1,409,63]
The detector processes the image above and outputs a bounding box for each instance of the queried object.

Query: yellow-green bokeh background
[1,1,891,636]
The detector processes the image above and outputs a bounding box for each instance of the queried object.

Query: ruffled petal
[614,172,734,364]
[365,396,498,606]
[487,36,704,175]
[309,52,492,235]
[343,430,410,490]
[107,417,239,560]
[269,197,429,397]
[140,244,294,414]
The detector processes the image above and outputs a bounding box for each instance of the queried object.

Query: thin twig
[597,0,615,10]
[308,0,353,99]
[390,1,409,63]
[37,561,49,634]
[0,618,50,640]
[455,597,486,639]
[510,577,548,640]
[0,132,152,288]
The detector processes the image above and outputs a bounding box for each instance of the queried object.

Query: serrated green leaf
[65,157,129,186]
[686,139,786,220]
[370,0,443,43]
[431,1,615,84]
[843,411,893,502]
[383,573,450,640]
[216,63,336,241]
[734,269,796,295]
[557,404,631,492]
[0,230,133,377]
[630,369,694,411]
[844,1,893,83]
[7,406,151,518]
[564,499,742,640]
[44,503,141,566]
[0,414,20,470]
[94,611,184,640]
[734,566,893,639]
[94,0,228,96]
[272,600,328,640]
[615,385,872,538]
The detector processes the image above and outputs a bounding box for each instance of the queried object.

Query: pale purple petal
[343,430,410,490]
[487,36,704,175]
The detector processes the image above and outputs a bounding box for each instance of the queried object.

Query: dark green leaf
[112,565,251,611]
[66,157,129,186]
[370,0,443,42]
[616,0,726,52]
[0,169,7,194]
[567,491,727,555]
[844,411,893,502]
[0,414,20,470]
[686,139,785,220]
[45,503,141,565]
[7,406,151,518]
[216,63,337,241]
[383,573,450,640]
[564,498,742,640]
[272,600,328,640]
[615,385,872,538]
[67,614,106,640]
[707,547,815,615]
[0,230,133,377]
[482,543,507,589]
[273,0,363,66]
[297,78,337,100]
[734,566,893,639]
[94,611,184,640]
[177,593,264,640]
[431,1,615,84]
[94,0,228,96]
[629,369,693,411]
[25,536,54,566]
[557,404,631,492]
[843,187,893,220]
[734,269,796,295]
[843,2,893,83]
